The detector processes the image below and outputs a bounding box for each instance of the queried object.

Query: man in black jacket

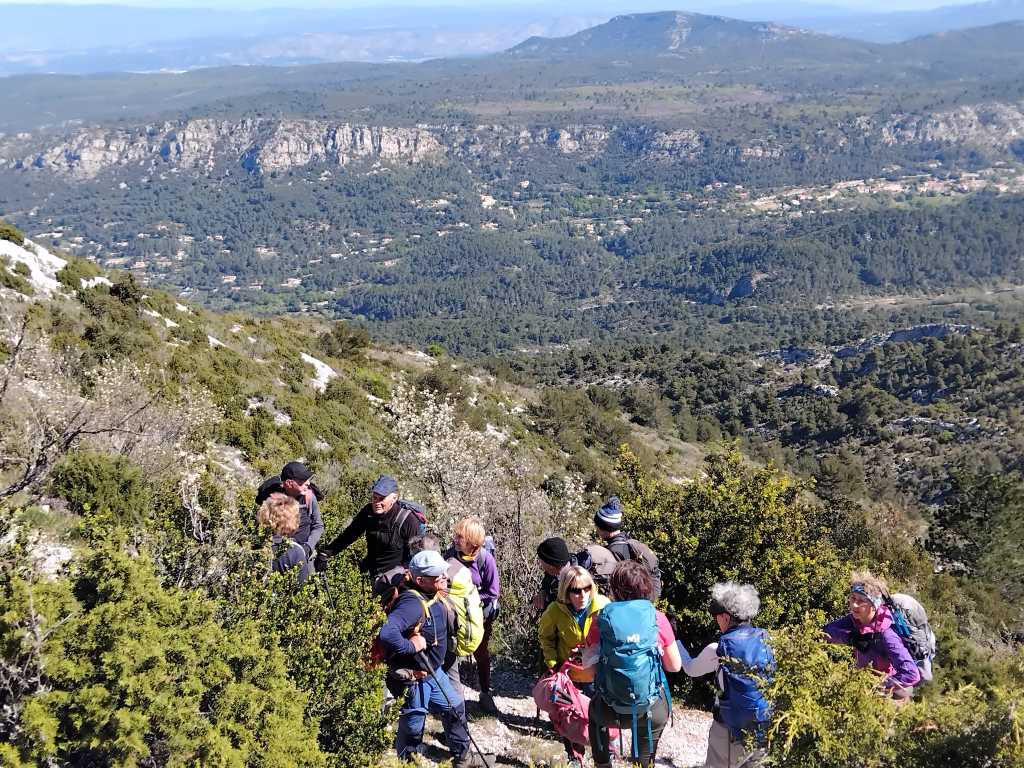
[318,475,423,577]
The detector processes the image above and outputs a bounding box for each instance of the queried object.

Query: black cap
[537,537,570,568]
[709,598,728,617]
[281,461,313,483]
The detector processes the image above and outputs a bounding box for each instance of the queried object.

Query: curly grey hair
[711,581,761,622]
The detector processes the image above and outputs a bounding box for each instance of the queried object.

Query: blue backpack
[716,625,775,741]
[595,600,671,758]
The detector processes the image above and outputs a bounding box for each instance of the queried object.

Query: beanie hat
[594,496,623,531]
[537,537,570,568]
[372,475,399,496]
[409,549,447,578]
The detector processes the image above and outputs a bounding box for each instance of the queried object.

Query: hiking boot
[478,691,499,715]
[452,750,495,768]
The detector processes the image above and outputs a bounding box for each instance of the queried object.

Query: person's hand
[314,552,330,572]
[303,543,314,558]
[410,634,427,653]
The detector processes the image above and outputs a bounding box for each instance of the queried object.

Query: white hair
[711,581,761,622]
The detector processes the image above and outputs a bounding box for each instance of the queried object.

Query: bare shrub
[382,379,589,654]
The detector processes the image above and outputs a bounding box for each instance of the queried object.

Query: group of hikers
[256,462,937,768]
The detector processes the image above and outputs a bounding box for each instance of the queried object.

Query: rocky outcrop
[17,118,444,179]
[881,102,1024,151]
[14,119,620,178]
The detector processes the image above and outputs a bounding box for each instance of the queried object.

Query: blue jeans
[396,669,470,761]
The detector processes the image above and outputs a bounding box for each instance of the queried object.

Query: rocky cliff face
[3,119,445,179]
[2,100,1021,181]
[881,102,1024,151]
[2,119,618,179]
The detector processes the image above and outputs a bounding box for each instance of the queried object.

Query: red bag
[532,662,618,756]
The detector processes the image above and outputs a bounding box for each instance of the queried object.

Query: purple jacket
[445,546,500,605]
[824,605,921,691]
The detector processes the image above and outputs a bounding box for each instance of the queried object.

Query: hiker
[823,570,921,700]
[376,549,488,768]
[533,537,572,611]
[445,516,501,715]
[583,561,681,768]
[409,533,485,703]
[317,475,424,577]
[677,581,774,768]
[256,461,324,557]
[539,565,609,766]
[592,497,662,600]
[256,493,313,586]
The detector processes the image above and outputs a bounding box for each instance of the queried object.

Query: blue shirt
[378,588,448,672]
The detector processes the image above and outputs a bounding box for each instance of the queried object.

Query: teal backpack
[595,600,672,758]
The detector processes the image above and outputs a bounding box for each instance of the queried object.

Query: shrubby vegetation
[3,254,1024,767]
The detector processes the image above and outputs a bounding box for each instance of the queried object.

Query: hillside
[3,217,1024,767]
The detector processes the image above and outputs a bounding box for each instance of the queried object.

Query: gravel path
[415,665,711,767]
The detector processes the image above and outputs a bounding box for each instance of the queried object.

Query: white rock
[81,275,113,289]
[208,335,226,348]
[0,237,66,295]
[300,352,338,392]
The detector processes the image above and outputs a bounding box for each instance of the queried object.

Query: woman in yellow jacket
[538,565,609,766]
[539,564,610,687]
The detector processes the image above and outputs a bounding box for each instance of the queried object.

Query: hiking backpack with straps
[392,500,428,539]
[716,625,775,740]
[605,537,663,600]
[533,662,620,757]
[595,600,672,758]
[444,558,485,656]
[885,593,937,664]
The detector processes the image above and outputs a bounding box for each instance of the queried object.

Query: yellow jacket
[538,592,610,682]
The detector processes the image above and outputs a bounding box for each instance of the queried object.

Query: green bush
[0,533,325,767]
[221,554,393,767]
[56,254,103,292]
[618,447,847,642]
[50,450,152,521]
[765,622,1024,768]
[1,257,34,296]
[0,219,25,246]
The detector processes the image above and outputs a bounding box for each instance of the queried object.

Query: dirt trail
[415,665,712,767]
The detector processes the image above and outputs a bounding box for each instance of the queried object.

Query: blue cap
[372,475,398,496]
[409,549,447,578]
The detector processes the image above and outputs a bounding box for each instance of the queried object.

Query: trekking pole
[318,571,336,610]
[416,650,492,767]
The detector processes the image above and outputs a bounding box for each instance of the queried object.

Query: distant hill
[508,10,876,59]
[783,0,1024,42]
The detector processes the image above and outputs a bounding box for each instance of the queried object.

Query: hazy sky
[0,0,988,10]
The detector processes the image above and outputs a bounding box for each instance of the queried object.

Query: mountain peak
[507,10,822,57]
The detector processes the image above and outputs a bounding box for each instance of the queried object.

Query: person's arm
[662,638,683,673]
[378,595,420,658]
[655,615,682,672]
[677,641,720,677]
[479,550,500,604]
[881,628,922,690]
[272,540,307,574]
[320,508,367,556]
[538,605,561,671]
[823,614,855,645]
[305,496,324,551]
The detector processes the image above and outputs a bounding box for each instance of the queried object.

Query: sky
[0,0,990,10]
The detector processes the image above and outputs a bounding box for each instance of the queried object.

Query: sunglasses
[568,586,592,595]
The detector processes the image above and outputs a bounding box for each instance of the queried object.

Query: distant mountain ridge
[508,10,841,57]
